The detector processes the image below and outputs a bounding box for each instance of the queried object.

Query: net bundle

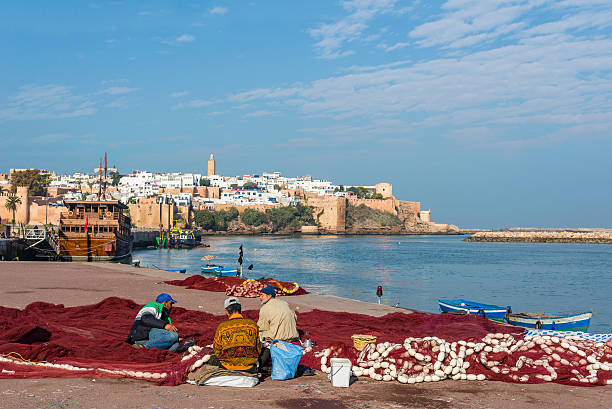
[165,275,308,297]
[317,333,612,386]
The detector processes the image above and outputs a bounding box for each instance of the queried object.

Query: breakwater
[465,231,612,244]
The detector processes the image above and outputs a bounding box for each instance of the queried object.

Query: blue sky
[1,1,611,228]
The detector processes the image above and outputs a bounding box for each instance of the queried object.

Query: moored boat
[200,263,238,276]
[438,299,509,322]
[152,265,187,274]
[505,311,592,332]
[58,200,132,261]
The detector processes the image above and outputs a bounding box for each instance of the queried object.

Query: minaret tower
[207,153,216,176]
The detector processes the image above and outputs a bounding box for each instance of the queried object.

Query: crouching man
[126,293,180,352]
[209,297,261,373]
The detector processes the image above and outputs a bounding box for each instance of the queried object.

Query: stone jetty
[465,231,612,244]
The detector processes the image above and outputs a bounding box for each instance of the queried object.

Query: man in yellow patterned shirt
[211,297,261,372]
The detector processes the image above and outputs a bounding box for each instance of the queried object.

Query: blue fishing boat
[438,299,509,322]
[152,265,187,274]
[200,264,238,276]
[505,311,592,332]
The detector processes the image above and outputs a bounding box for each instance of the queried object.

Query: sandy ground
[0,261,610,409]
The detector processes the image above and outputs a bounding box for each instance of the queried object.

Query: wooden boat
[57,200,132,261]
[505,311,592,332]
[438,299,509,322]
[200,263,238,276]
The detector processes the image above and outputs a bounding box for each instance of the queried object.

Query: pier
[465,231,612,244]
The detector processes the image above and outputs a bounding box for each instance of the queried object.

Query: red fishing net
[165,275,308,297]
[0,297,609,387]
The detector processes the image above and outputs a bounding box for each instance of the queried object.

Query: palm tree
[5,195,22,224]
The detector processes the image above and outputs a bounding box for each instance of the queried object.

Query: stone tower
[207,153,216,176]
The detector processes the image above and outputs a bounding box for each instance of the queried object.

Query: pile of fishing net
[1,297,610,387]
[165,275,308,297]
[316,333,612,387]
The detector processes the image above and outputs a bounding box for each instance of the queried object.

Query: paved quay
[0,261,610,409]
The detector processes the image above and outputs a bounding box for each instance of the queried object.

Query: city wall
[348,197,397,215]
[128,198,176,230]
[0,187,64,226]
[306,196,346,233]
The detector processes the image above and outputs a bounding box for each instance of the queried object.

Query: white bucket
[329,358,351,387]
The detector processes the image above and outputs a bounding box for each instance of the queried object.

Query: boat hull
[439,299,508,322]
[200,264,238,276]
[506,312,592,332]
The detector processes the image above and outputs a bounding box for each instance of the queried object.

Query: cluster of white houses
[41,154,386,208]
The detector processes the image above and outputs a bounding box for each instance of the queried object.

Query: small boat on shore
[505,311,592,332]
[200,263,238,276]
[152,265,187,274]
[438,299,509,322]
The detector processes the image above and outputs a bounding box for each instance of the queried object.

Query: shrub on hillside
[346,204,401,227]
[241,208,268,226]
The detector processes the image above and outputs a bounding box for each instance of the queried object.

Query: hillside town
[0,154,457,235]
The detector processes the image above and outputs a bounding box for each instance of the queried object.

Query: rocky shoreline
[465,231,612,244]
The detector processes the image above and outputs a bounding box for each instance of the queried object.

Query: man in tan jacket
[257,284,299,342]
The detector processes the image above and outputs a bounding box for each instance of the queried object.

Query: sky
[1,0,611,228]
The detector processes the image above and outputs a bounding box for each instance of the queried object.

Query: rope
[1,352,49,365]
[593,311,612,330]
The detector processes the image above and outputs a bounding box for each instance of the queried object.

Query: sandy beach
[0,261,610,409]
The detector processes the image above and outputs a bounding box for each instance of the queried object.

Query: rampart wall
[306,196,346,233]
[348,197,397,215]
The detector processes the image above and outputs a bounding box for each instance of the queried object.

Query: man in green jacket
[126,293,180,351]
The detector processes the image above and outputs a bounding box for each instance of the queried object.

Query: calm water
[133,235,612,333]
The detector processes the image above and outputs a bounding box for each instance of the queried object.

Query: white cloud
[244,110,280,118]
[210,6,228,15]
[32,133,72,143]
[176,34,196,43]
[409,0,533,49]
[222,30,612,143]
[309,0,398,58]
[106,97,128,108]
[99,87,139,95]
[0,84,97,120]
[172,99,213,109]
[170,91,189,98]
[377,41,410,52]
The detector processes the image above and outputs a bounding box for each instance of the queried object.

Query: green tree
[4,195,21,224]
[241,208,268,226]
[266,206,298,230]
[10,170,50,196]
[199,178,211,187]
[193,210,216,230]
[110,171,121,186]
[295,202,315,224]
[193,207,239,231]
[243,181,258,189]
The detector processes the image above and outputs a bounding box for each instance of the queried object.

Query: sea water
[133,235,612,333]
